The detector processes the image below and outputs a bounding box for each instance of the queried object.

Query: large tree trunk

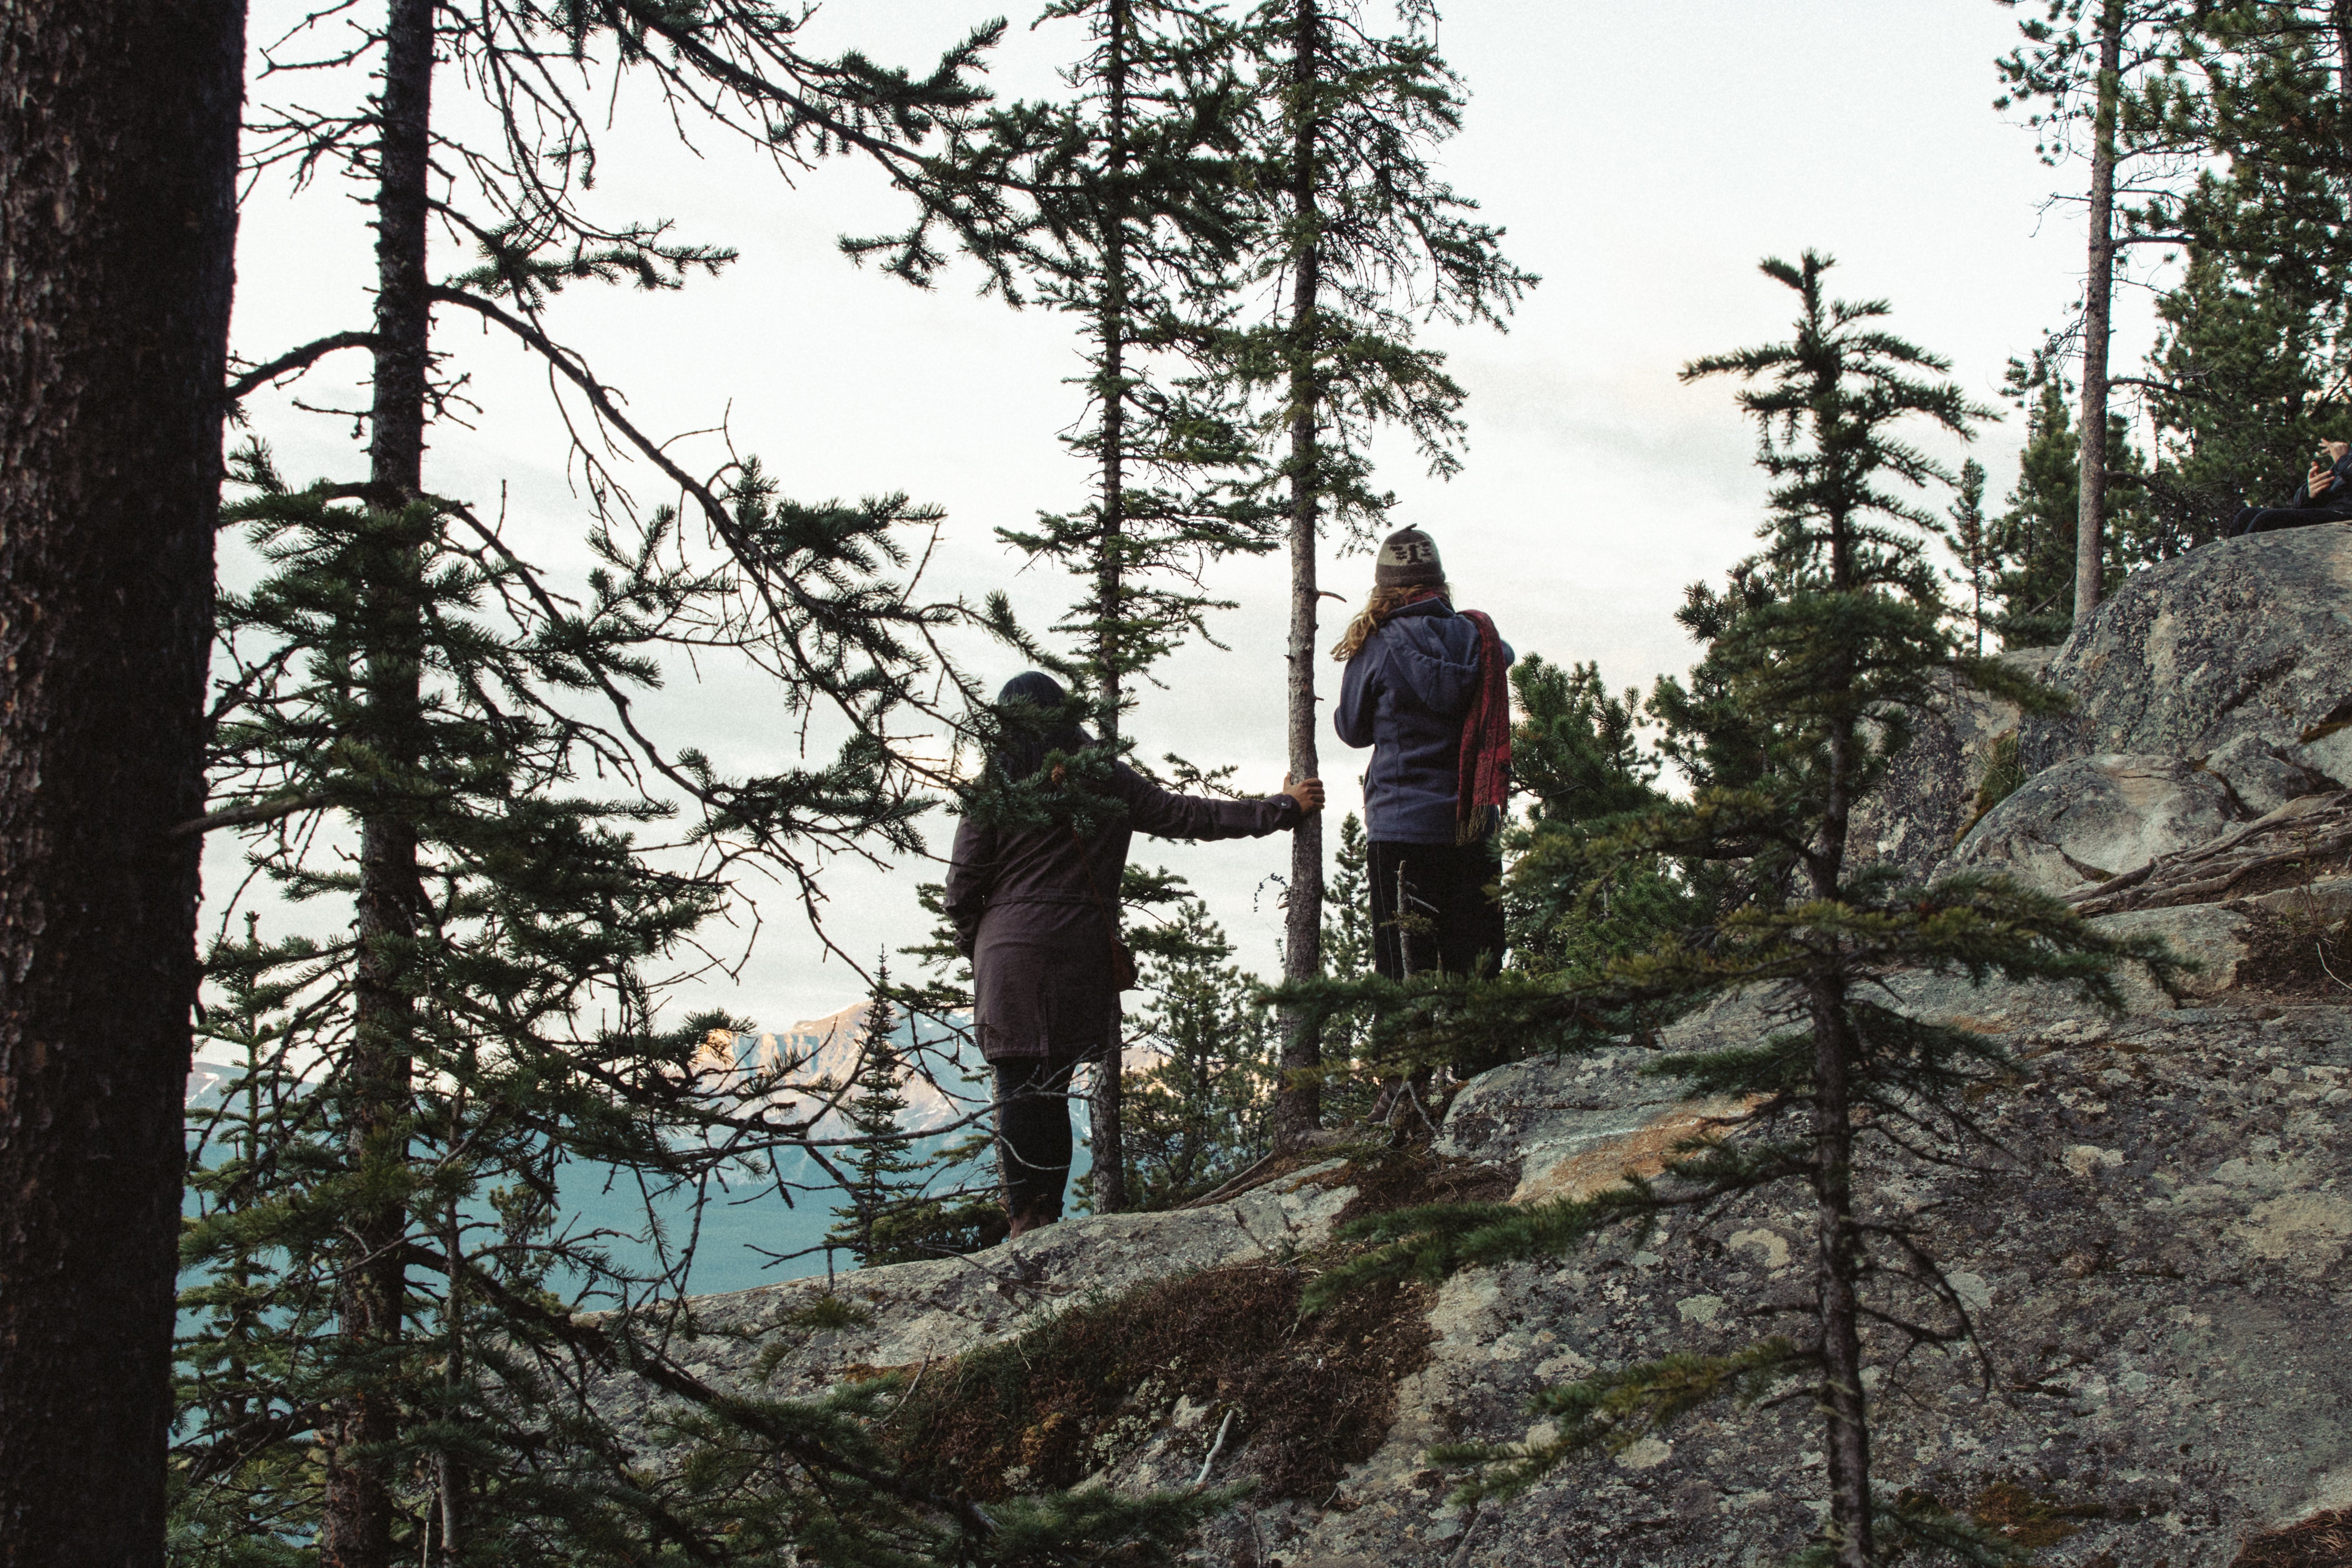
[1089,0,1132,1216]
[0,2,242,1563]
[322,0,434,1562]
[2074,0,2122,628]
[1275,0,1325,1144]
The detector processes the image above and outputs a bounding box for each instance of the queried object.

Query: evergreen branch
[171,791,329,839]
[223,331,378,402]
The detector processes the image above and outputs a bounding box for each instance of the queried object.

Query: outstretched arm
[1110,764,1319,841]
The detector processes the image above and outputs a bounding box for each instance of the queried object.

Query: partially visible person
[945,672,1323,1236]
[1332,527,1515,1070]
[2228,438,2352,536]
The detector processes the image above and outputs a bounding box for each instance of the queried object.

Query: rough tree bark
[1808,501,1872,1568]
[321,0,433,1562]
[1275,0,1326,1143]
[1089,0,1132,1215]
[2074,0,2122,628]
[0,1,242,1563]
[1806,976,1874,1568]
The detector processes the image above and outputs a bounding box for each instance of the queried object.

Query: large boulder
[2021,525,2352,783]
[1936,752,2247,894]
[1850,647,2057,878]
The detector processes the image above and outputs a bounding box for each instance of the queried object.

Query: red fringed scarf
[1455,608,1511,843]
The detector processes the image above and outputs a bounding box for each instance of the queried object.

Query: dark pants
[1368,839,1510,1084]
[993,1056,1082,1221]
[1369,839,1507,983]
[2230,504,2352,536]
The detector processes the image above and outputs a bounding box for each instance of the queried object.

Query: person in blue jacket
[2229,438,2352,535]
[1332,526,1515,1023]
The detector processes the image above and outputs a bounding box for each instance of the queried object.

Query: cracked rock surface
[596,982,2345,1567]
[1227,1006,2352,1568]
[1940,753,2246,896]
[2020,525,2352,781]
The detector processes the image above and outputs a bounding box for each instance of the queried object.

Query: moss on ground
[885,1261,1432,1502]
[877,1145,1510,1504]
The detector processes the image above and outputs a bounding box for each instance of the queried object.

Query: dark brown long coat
[945,764,1297,1063]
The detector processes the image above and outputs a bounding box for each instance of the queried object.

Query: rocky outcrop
[600,938,2350,1568]
[600,1163,1361,1416]
[591,539,2352,1568]
[1937,753,2247,896]
[1274,1006,2352,1568]
[2019,526,2352,782]
[1850,647,2056,879]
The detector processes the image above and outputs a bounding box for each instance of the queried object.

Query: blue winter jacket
[1334,597,1515,845]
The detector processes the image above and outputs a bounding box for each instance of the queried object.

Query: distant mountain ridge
[705,1001,980,1134]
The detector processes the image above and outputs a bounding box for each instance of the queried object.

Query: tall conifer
[1310,255,2175,1568]
[2128,6,2352,540]
[824,973,930,1267]
[1996,0,2192,624]
[182,7,1188,1562]
[961,0,1279,1210]
[1235,0,1533,1140]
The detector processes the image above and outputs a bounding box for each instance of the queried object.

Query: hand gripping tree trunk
[0,1,241,1563]
[2075,0,2123,627]
[1276,0,1327,1145]
[322,1,432,1563]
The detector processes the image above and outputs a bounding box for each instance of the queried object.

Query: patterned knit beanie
[1372,526,1444,588]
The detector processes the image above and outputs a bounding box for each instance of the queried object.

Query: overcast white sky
[218,0,2176,1030]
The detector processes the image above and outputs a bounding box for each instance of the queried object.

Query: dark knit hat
[1372,526,1445,588]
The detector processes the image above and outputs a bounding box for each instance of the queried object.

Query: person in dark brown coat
[945,672,1323,1235]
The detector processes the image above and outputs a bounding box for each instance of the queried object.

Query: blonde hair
[1330,582,1450,661]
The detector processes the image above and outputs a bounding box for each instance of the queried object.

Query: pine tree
[183,6,1237,1561]
[1307,254,2177,1568]
[825,975,930,1267]
[2137,0,2352,317]
[957,0,1281,1211]
[226,7,1007,1555]
[2139,246,2345,546]
[1988,380,2085,647]
[1948,458,1991,656]
[1235,0,1535,1141]
[1122,901,1281,1207]
[2095,6,2352,547]
[1983,379,2153,645]
[1996,0,2193,624]
[0,3,241,1559]
[1312,811,1380,1118]
[1500,656,1690,986]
